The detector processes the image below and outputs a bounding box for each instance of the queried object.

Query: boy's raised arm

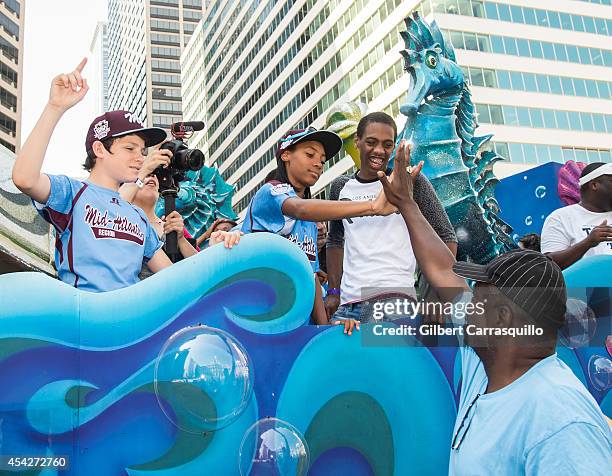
[12,58,89,204]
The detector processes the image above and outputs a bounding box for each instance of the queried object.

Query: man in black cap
[377,141,611,475]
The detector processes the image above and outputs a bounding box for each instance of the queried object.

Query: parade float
[1,12,610,476]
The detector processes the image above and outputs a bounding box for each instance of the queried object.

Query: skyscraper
[107,0,204,129]
[0,0,25,153]
[182,0,611,215]
[90,21,110,115]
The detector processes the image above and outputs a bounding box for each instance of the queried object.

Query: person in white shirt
[541,162,612,269]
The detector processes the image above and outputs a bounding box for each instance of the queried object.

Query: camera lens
[185,149,204,171]
[175,148,204,171]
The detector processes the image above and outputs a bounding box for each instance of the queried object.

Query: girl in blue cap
[242,127,395,331]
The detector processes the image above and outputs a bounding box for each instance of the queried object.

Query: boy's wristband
[134,178,144,188]
[327,288,340,296]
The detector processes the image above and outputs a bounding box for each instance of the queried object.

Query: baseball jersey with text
[35,174,162,292]
[241,181,319,272]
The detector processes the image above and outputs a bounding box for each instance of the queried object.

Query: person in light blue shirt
[13,60,240,292]
[377,141,612,475]
[242,127,396,328]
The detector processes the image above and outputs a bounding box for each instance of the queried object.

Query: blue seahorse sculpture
[327,13,516,264]
[155,166,238,238]
[395,12,516,263]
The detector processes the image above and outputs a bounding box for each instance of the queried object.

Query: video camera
[155,121,205,261]
[155,121,205,191]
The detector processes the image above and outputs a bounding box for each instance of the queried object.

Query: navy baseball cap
[85,110,167,154]
[276,127,343,161]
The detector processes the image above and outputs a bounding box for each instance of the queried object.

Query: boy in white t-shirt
[541,162,612,269]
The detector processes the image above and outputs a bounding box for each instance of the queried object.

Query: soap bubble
[239,417,310,476]
[534,185,547,198]
[588,355,612,392]
[154,325,253,433]
[524,216,533,226]
[559,299,597,349]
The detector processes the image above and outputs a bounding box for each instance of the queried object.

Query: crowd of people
[11,60,612,473]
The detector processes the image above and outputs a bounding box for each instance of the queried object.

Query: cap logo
[124,112,143,127]
[93,120,110,140]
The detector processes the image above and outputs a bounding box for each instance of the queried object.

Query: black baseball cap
[276,127,343,161]
[453,249,567,328]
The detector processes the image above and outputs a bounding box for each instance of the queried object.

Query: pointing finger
[75,57,88,73]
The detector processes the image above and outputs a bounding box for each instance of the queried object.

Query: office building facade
[0,0,24,152]
[90,21,110,115]
[182,0,611,215]
[107,0,204,129]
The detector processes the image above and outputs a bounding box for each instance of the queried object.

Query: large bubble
[588,355,612,392]
[154,325,254,433]
[239,417,310,476]
[559,299,597,349]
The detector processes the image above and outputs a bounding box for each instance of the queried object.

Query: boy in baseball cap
[12,59,180,292]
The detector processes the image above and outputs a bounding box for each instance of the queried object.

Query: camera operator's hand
[137,148,172,182]
[162,211,186,239]
[210,230,242,249]
[48,58,89,113]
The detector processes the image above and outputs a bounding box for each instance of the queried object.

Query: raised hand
[377,140,423,209]
[371,188,398,216]
[48,58,89,112]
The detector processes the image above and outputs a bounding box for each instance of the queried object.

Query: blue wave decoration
[0,234,609,475]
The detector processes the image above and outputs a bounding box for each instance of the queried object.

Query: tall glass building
[182,0,611,215]
[107,0,205,129]
[90,22,110,115]
[0,0,24,153]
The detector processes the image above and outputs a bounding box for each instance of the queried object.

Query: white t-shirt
[327,173,457,305]
[541,204,612,257]
[333,178,417,304]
